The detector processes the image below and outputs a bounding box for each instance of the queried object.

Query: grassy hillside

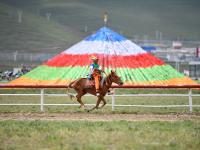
[0,2,84,53]
[2,0,200,40]
[0,0,200,53]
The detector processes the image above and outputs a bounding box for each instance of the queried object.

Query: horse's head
[110,70,123,86]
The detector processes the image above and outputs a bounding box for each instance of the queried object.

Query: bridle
[103,71,122,87]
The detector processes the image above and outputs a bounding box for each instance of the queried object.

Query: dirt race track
[0,113,200,121]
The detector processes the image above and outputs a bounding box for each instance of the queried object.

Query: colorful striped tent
[9,27,197,86]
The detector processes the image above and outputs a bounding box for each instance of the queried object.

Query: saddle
[85,76,103,89]
[85,79,95,88]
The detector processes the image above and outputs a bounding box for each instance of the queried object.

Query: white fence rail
[0,88,200,113]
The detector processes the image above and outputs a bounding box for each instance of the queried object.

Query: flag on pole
[104,11,108,26]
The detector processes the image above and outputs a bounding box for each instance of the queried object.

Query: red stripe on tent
[44,53,164,68]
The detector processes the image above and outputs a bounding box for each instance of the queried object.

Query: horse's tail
[67,90,75,100]
[66,80,76,100]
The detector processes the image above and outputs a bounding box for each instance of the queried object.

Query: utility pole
[46,12,51,21]
[84,25,88,32]
[14,51,18,62]
[17,10,23,23]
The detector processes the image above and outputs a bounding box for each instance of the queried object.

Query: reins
[100,70,111,87]
[105,74,112,87]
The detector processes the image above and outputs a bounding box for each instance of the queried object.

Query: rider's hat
[90,55,98,60]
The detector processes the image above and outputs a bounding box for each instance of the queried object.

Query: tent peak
[84,27,127,42]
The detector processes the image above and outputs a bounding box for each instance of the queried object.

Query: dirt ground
[0,113,200,121]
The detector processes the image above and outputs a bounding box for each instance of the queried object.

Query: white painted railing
[0,88,200,113]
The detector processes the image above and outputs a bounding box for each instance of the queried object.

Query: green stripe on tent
[24,65,89,80]
[24,65,184,82]
[112,65,184,82]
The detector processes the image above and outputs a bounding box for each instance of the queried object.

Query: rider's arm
[90,64,94,74]
[99,66,102,70]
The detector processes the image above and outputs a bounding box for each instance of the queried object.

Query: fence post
[188,88,193,113]
[40,89,44,112]
[111,89,115,111]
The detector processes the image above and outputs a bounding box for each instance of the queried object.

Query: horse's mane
[105,73,112,86]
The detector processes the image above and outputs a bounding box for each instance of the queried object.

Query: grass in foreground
[0,120,199,150]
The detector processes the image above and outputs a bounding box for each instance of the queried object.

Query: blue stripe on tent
[84,27,126,42]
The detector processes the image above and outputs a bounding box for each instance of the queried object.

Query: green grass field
[0,120,199,150]
[0,89,200,150]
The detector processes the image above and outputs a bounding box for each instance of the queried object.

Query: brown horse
[67,70,123,111]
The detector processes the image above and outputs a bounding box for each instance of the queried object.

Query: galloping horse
[67,70,123,111]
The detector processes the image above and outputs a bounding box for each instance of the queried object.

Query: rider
[88,55,102,96]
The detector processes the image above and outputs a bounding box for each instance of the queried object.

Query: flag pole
[102,11,108,72]
[104,11,108,26]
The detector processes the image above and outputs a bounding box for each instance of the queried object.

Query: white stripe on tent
[62,40,146,56]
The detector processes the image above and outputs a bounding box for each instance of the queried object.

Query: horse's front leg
[89,96,102,111]
[100,98,106,108]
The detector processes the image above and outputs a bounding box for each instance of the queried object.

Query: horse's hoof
[79,105,85,109]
